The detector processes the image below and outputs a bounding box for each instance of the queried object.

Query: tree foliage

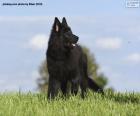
[82,46,108,88]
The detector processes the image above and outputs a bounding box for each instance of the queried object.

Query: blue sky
[0,0,140,92]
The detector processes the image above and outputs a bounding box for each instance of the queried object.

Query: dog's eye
[64,29,69,32]
[64,27,71,32]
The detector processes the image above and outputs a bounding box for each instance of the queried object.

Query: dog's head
[52,17,79,49]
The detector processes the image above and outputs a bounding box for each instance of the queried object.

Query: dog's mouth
[65,42,76,49]
[72,43,76,47]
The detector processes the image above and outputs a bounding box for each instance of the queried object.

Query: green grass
[0,91,140,116]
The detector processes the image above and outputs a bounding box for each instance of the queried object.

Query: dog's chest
[56,60,75,71]
[52,60,77,79]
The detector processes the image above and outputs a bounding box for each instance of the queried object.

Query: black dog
[46,17,103,99]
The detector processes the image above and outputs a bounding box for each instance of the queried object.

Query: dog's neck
[47,45,71,61]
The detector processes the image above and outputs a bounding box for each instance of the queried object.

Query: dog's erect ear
[53,17,61,32]
[62,17,68,26]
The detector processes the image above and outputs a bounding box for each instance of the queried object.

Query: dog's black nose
[75,35,79,42]
[76,36,79,40]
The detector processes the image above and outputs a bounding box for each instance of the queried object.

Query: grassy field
[0,91,140,116]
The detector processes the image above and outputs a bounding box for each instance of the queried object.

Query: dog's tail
[87,77,104,93]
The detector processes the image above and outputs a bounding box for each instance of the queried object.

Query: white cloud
[28,34,49,50]
[125,53,140,64]
[95,37,122,50]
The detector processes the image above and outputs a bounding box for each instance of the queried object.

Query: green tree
[82,46,108,88]
[37,46,108,92]
[37,60,48,93]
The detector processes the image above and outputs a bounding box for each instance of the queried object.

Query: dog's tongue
[72,44,76,47]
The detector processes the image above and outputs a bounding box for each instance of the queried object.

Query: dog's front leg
[47,77,60,99]
[61,81,69,97]
[71,79,79,96]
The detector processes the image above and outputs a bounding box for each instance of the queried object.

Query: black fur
[46,17,103,99]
